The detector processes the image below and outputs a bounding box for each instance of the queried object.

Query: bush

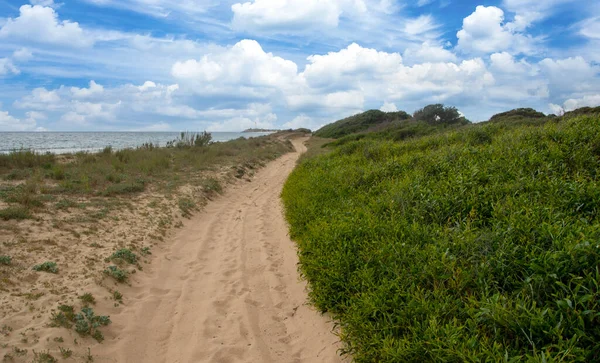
[282,114,600,361]
[108,249,138,264]
[0,206,32,220]
[33,261,58,274]
[0,255,11,265]
[413,103,470,125]
[50,305,110,343]
[104,265,128,282]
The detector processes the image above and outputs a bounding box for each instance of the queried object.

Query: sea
[0,131,276,154]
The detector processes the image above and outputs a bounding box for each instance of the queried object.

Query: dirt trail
[101,138,343,363]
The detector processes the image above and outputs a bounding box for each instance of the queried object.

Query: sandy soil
[97,138,343,362]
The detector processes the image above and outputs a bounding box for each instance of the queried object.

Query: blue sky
[0,0,599,131]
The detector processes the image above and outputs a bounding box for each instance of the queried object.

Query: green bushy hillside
[314,109,411,139]
[282,113,600,362]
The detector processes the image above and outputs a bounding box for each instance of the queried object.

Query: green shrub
[79,293,96,306]
[32,350,57,363]
[0,256,11,265]
[314,110,412,139]
[0,206,32,220]
[50,305,110,343]
[104,266,128,282]
[74,307,111,342]
[282,114,600,362]
[108,249,138,264]
[32,261,58,274]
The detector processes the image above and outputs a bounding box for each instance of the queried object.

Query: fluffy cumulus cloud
[456,6,534,55]
[172,40,298,98]
[231,0,367,33]
[0,109,46,131]
[0,5,92,48]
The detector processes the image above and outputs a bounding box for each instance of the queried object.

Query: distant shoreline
[242,128,279,133]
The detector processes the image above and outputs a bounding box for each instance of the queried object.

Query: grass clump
[79,293,96,306]
[178,197,196,218]
[58,347,72,359]
[32,350,57,363]
[50,305,76,328]
[0,256,11,265]
[108,249,138,264]
[282,114,600,362]
[113,291,123,303]
[103,266,128,282]
[32,261,58,274]
[0,206,32,221]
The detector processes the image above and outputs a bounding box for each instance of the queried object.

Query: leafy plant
[59,347,72,359]
[74,307,111,342]
[32,350,57,363]
[108,249,138,264]
[32,261,58,274]
[79,293,96,306]
[50,305,76,328]
[0,256,11,265]
[104,266,128,282]
[113,291,123,302]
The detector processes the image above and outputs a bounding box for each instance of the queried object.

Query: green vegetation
[74,307,111,342]
[32,350,57,363]
[59,347,72,359]
[32,262,58,274]
[79,293,96,306]
[178,197,196,218]
[103,266,128,282]
[50,305,110,342]
[108,249,138,264]
[113,290,123,303]
[283,111,600,361]
[314,109,411,138]
[0,256,11,265]
[0,133,294,222]
[413,103,470,125]
[0,206,32,221]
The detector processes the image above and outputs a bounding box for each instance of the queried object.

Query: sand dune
[100,138,343,363]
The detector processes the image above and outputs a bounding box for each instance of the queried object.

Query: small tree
[413,104,470,126]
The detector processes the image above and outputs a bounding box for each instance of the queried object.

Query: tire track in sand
[100,138,343,363]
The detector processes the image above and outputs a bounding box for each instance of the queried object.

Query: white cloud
[0,109,40,131]
[0,5,92,47]
[580,17,600,39]
[30,0,56,6]
[380,102,398,112]
[12,48,33,61]
[0,59,20,76]
[563,95,600,111]
[81,0,216,18]
[172,40,299,97]
[539,56,598,94]
[302,43,403,89]
[71,80,104,98]
[456,6,534,55]
[231,0,367,33]
[503,0,578,29]
[403,42,457,64]
[490,52,531,74]
[403,15,440,37]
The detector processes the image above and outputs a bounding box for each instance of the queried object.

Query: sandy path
[101,138,342,363]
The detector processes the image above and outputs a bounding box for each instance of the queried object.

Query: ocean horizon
[0,131,276,154]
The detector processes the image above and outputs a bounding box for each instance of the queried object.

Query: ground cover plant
[282,111,600,361]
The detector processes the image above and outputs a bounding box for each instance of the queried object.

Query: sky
[0,0,599,132]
